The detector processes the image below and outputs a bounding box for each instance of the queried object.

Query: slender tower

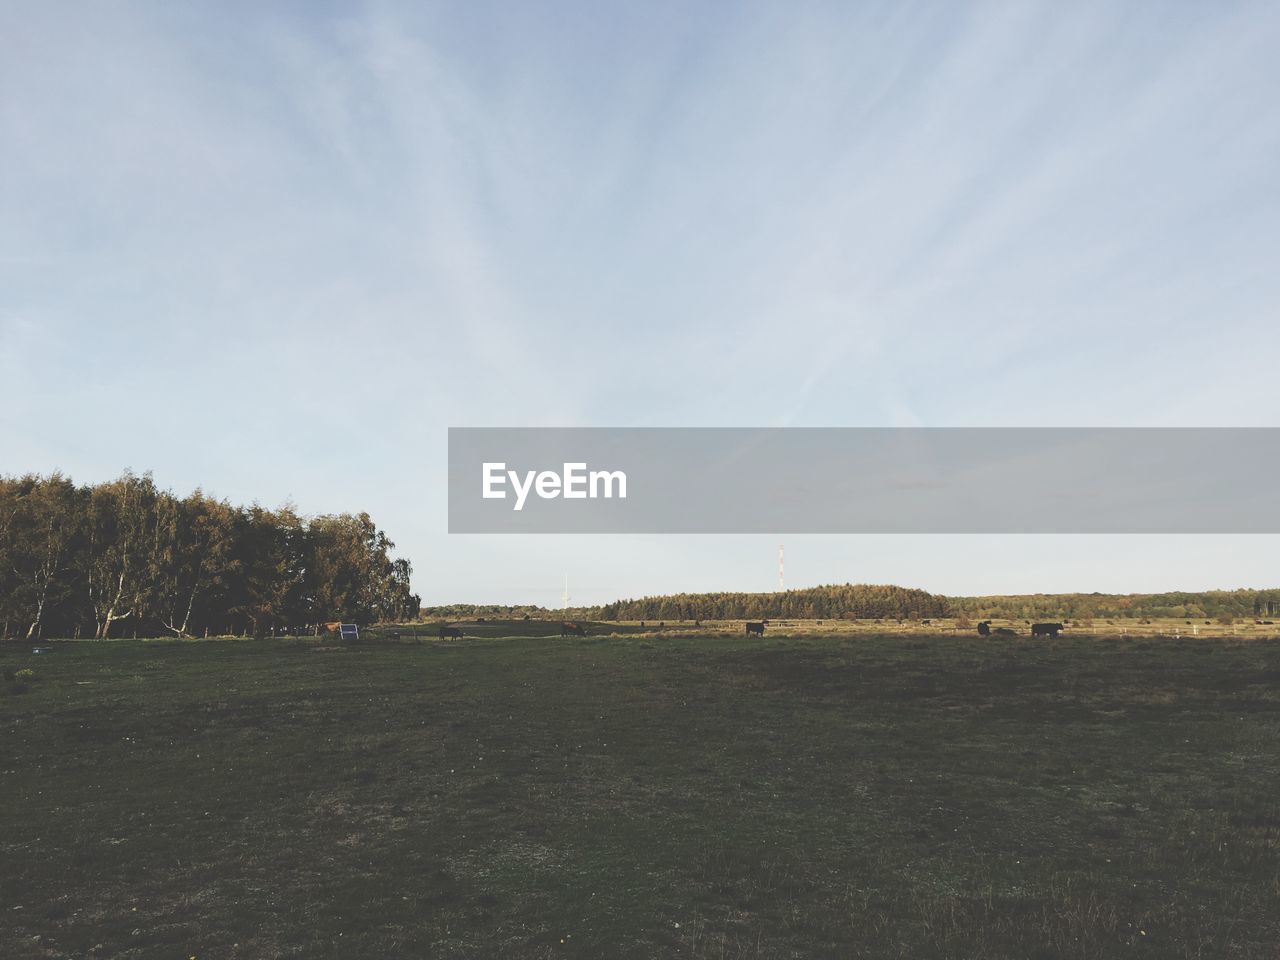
[778,544,785,592]
[562,574,570,610]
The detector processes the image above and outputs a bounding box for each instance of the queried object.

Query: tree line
[596,584,950,622]
[589,585,1280,623]
[420,603,549,620]
[948,589,1280,622]
[0,472,419,640]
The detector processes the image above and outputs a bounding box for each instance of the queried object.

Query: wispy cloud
[3,1,1279,602]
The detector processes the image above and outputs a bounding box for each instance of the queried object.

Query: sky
[3,1,1280,607]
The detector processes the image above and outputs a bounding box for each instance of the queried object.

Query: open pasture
[3,630,1279,958]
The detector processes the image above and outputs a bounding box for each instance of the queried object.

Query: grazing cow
[561,622,586,637]
[438,626,463,640]
[745,621,765,637]
[1031,622,1064,638]
[976,621,991,637]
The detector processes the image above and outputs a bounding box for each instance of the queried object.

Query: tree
[84,472,158,639]
[151,491,237,637]
[306,513,420,623]
[18,475,82,639]
[0,476,21,637]
[232,506,307,638]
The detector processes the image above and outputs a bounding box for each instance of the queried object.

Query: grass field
[3,628,1279,958]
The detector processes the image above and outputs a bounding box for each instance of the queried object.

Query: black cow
[561,622,586,637]
[439,626,463,640]
[976,621,991,637]
[1031,622,1064,638]
[745,621,765,636]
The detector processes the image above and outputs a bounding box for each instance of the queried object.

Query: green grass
[3,631,1279,958]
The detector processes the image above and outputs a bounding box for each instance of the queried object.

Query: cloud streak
[3,1,1279,602]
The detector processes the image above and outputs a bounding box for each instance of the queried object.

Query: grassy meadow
[3,625,1279,958]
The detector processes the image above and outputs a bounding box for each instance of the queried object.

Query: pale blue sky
[3,2,1279,605]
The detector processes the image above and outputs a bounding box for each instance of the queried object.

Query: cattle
[745,621,765,636]
[1031,622,1064,638]
[323,622,342,634]
[438,626,463,640]
[976,621,991,637]
[561,622,586,637]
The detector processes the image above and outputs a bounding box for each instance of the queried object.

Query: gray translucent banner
[448,428,1280,533]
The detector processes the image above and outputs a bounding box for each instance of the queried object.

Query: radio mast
[778,544,785,592]
[562,574,570,610]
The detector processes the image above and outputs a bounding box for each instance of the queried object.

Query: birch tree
[85,472,158,639]
[152,491,236,637]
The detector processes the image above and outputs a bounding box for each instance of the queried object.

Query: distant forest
[421,604,548,619]
[575,585,1280,623]
[597,584,950,621]
[0,472,419,640]
[948,590,1280,622]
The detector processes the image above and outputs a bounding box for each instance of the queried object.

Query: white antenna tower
[562,574,570,610]
[778,543,785,592]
